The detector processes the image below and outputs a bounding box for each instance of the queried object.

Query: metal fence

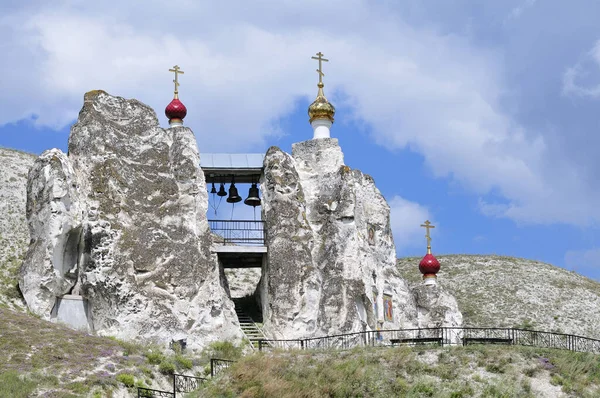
[174,373,207,393]
[257,327,600,355]
[136,361,223,397]
[211,358,236,377]
[137,387,174,398]
[209,220,265,245]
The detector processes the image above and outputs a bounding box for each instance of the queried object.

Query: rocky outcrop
[19,91,242,348]
[260,139,419,339]
[412,284,463,341]
[0,148,36,309]
[398,255,600,339]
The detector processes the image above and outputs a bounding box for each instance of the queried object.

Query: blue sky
[1,1,600,279]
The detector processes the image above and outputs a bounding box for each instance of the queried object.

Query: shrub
[145,350,164,365]
[206,341,243,360]
[116,373,135,388]
[175,354,193,370]
[159,360,176,375]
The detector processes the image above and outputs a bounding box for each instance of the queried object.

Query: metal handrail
[257,326,600,355]
[209,219,265,245]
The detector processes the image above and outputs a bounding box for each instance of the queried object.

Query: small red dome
[165,98,187,121]
[419,253,440,275]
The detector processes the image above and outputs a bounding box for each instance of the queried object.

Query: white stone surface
[311,119,332,139]
[411,284,463,342]
[19,90,243,349]
[0,148,35,310]
[259,138,420,339]
[52,294,93,332]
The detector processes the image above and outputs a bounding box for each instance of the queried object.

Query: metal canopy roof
[200,153,265,184]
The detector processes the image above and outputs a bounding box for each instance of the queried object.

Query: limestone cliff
[0,148,35,309]
[259,139,420,339]
[19,91,242,348]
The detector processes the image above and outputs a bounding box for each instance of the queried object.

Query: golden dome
[308,82,335,123]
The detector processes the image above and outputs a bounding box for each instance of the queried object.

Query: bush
[116,373,135,388]
[159,360,176,375]
[145,350,164,365]
[205,341,243,360]
[175,354,193,370]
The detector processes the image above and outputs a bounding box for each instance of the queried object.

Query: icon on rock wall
[383,294,393,322]
[368,224,375,246]
[372,290,378,318]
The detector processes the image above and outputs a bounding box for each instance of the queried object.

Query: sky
[1,1,600,279]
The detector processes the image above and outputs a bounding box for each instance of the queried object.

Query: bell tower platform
[201,153,266,269]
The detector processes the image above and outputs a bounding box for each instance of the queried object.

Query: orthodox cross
[169,65,185,99]
[420,220,435,253]
[311,52,329,84]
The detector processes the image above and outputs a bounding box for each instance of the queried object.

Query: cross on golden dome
[311,52,329,85]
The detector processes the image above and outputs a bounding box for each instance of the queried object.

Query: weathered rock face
[260,139,419,339]
[20,91,242,348]
[412,284,463,331]
[0,148,36,309]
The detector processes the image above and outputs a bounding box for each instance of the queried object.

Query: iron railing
[211,358,236,377]
[136,360,224,397]
[258,327,600,355]
[209,220,265,245]
[137,387,174,397]
[174,373,207,393]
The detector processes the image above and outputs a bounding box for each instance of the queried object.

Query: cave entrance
[223,268,263,323]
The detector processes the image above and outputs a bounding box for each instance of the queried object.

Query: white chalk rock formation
[260,138,418,339]
[20,90,242,348]
[412,283,463,344]
[412,284,463,329]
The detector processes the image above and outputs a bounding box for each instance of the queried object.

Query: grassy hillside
[0,307,243,397]
[397,255,600,339]
[198,344,600,398]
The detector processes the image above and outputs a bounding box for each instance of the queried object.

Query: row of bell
[210,182,261,207]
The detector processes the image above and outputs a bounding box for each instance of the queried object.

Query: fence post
[301,339,305,350]
[173,373,176,396]
[258,339,263,351]
[210,359,215,378]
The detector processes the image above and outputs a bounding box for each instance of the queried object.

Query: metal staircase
[233,298,268,349]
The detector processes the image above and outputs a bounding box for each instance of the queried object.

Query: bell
[210,182,217,194]
[226,182,242,203]
[244,183,261,207]
[217,183,227,197]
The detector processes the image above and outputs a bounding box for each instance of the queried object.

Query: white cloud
[562,40,600,98]
[507,0,537,21]
[388,195,431,253]
[0,1,599,227]
[565,248,600,277]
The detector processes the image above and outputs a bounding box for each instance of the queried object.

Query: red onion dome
[165,98,187,121]
[419,253,440,275]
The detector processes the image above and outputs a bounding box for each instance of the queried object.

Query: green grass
[197,344,600,398]
[0,306,232,395]
[0,371,37,398]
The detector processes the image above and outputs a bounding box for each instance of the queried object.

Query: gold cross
[168,65,185,99]
[311,52,329,84]
[420,220,435,253]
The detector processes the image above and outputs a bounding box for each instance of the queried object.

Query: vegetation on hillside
[0,307,245,397]
[198,345,600,398]
[397,254,600,339]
